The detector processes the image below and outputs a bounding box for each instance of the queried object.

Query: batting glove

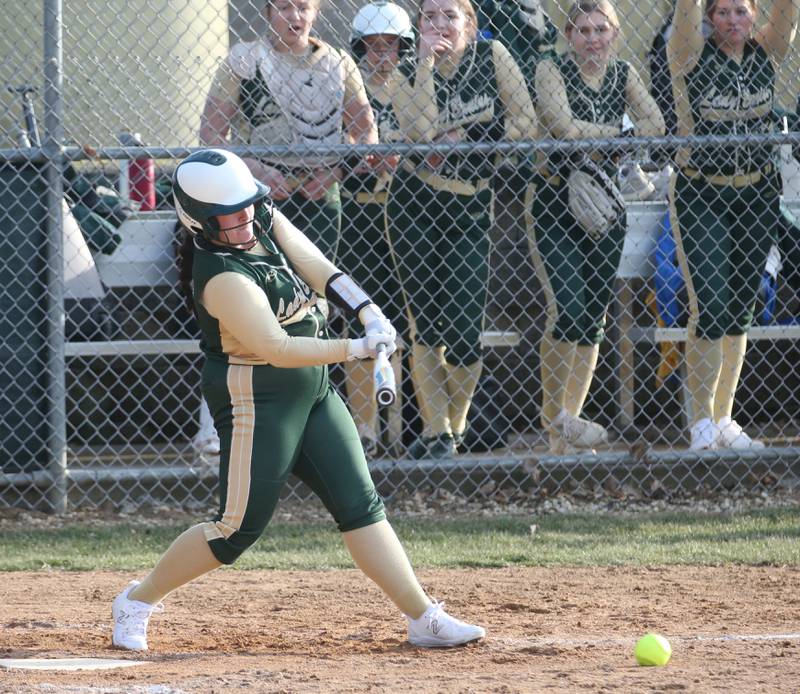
[346,332,397,361]
[360,304,397,343]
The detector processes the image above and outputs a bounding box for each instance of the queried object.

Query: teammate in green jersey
[531,0,664,454]
[386,0,538,458]
[110,149,485,652]
[668,0,799,449]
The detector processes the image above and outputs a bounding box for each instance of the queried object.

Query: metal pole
[43,0,67,514]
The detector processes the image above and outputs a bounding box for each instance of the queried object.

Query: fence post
[43,0,67,514]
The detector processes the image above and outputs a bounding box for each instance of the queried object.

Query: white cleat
[112,580,164,651]
[689,417,720,451]
[192,434,220,457]
[549,409,608,449]
[548,432,595,455]
[717,416,765,450]
[407,602,485,648]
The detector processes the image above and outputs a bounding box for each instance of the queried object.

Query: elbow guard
[325,273,372,317]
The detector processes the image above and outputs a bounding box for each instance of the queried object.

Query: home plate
[0,657,146,671]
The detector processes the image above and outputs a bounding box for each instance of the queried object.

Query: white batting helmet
[173,149,271,242]
[350,1,414,58]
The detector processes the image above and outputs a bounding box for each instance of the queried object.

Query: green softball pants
[386,171,492,366]
[530,178,626,345]
[339,197,409,340]
[277,184,342,261]
[670,170,781,340]
[201,359,385,565]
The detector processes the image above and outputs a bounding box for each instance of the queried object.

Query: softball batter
[668,0,799,449]
[111,150,485,651]
[386,0,537,458]
[339,1,414,457]
[531,0,664,454]
[199,0,378,260]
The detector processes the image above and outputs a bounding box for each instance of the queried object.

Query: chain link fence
[1,0,800,512]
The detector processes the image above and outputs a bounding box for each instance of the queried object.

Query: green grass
[1,508,798,571]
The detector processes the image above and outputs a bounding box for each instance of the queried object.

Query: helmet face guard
[350,2,415,60]
[173,149,271,248]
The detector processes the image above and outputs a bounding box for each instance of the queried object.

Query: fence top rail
[3,131,800,165]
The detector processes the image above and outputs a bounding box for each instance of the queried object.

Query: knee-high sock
[445,360,483,436]
[343,519,430,619]
[685,335,723,424]
[564,343,599,418]
[540,334,575,427]
[128,524,222,605]
[714,333,747,422]
[410,344,450,435]
[344,358,377,441]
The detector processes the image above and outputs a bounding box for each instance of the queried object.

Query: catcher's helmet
[173,149,271,244]
[350,1,414,59]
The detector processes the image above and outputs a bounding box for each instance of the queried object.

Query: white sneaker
[407,602,485,648]
[717,416,765,450]
[550,409,608,448]
[618,161,656,201]
[112,580,164,650]
[689,417,720,450]
[548,432,595,455]
[192,434,220,456]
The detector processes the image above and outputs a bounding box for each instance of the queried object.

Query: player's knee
[697,312,731,340]
[334,488,386,533]
[729,312,754,334]
[555,319,602,345]
[207,527,263,565]
[444,340,482,366]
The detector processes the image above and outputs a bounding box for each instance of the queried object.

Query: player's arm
[387,56,439,141]
[534,59,618,139]
[272,210,395,336]
[492,40,538,140]
[202,272,350,367]
[342,51,379,146]
[756,0,800,64]
[624,65,666,137]
[667,0,705,77]
[198,60,239,145]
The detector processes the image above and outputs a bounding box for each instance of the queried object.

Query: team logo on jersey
[442,93,494,128]
[699,85,772,121]
[275,279,317,324]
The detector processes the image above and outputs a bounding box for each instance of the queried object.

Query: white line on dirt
[494,633,800,649]
[0,657,147,671]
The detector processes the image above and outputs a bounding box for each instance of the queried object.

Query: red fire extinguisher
[119,132,156,211]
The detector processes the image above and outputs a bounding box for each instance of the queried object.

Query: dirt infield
[1,566,798,693]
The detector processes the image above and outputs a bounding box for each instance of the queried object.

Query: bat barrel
[376,386,396,407]
[374,344,396,407]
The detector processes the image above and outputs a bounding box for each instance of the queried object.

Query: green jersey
[549,54,629,176]
[192,209,326,364]
[402,40,505,182]
[684,38,775,175]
